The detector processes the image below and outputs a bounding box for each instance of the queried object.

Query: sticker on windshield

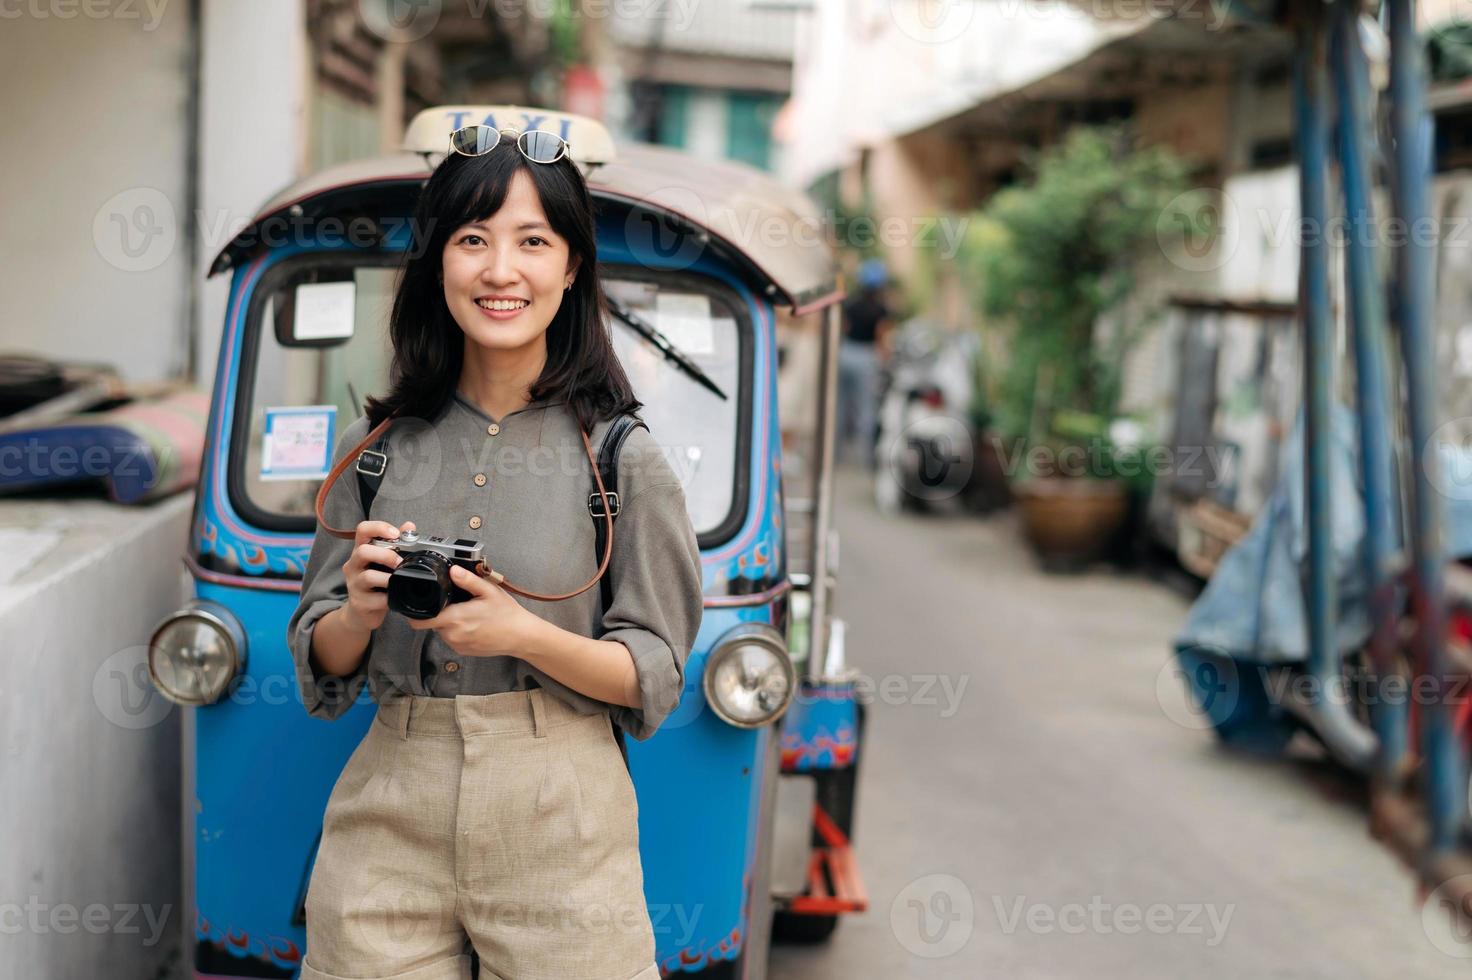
[655,292,715,356]
[261,406,336,480]
[293,281,356,341]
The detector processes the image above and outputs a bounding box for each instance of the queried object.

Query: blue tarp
[1175,405,1472,663]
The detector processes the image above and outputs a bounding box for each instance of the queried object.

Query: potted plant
[966,126,1194,567]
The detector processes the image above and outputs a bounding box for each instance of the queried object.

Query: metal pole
[1331,0,1402,780]
[1294,13,1375,770]
[1387,0,1462,853]
[808,302,842,681]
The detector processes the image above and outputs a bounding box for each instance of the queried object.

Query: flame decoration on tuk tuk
[197,912,302,972]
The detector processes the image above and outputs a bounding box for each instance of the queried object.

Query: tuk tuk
[146,105,867,978]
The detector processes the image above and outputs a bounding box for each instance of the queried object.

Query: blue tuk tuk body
[164,107,863,979]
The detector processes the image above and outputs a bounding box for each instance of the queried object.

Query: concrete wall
[0,8,308,977]
[0,5,194,383]
[0,494,193,978]
[195,0,310,390]
[0,0,307,392]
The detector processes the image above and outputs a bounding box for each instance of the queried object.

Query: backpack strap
[592,413,648,612]
[592,412,647,773]
[355,427,390,518]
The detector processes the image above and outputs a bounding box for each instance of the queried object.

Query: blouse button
[473,473,487,487]
[444,661,460,673]
[487,423,501,436]
[469,516,483,530]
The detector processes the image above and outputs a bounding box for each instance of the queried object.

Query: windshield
[230,258,748,545]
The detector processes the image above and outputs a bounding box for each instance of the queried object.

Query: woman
[286,127,704,980]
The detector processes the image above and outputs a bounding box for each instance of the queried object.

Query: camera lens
[387,550,452,620]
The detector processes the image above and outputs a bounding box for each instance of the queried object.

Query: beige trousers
[301,689,660,980]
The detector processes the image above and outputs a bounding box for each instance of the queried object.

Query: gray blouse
[285,391,705,741]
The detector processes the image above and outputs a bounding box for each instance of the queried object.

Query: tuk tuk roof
[207,145,843,314]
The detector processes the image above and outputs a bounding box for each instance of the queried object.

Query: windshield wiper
[605,295,728,401]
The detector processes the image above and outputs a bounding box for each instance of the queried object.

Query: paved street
[769,464,1466,979]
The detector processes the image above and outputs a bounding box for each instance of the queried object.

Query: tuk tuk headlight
[148,602,246,706]
[703,624,796,728]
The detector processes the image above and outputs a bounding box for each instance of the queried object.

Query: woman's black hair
[365,141,641,433]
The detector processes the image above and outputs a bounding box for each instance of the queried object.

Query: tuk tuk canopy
[208,141,843,314]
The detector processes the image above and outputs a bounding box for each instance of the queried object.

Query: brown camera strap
[313,414,615,602]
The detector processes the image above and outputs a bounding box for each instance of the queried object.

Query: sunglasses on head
[448,125,571,164]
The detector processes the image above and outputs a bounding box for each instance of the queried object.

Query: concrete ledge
[0,492,193,977]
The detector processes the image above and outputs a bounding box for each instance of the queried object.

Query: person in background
[837,258,892,469]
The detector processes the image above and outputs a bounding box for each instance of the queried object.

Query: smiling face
[440,169,580,355]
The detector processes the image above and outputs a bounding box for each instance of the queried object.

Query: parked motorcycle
[873,318,997,515]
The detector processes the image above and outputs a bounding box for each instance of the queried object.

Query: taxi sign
[402,105,617,166]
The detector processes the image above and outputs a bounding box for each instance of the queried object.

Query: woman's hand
[339,520,415,634]
[407,564,538,658]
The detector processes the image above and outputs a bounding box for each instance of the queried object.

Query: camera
[369,530,486,620]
